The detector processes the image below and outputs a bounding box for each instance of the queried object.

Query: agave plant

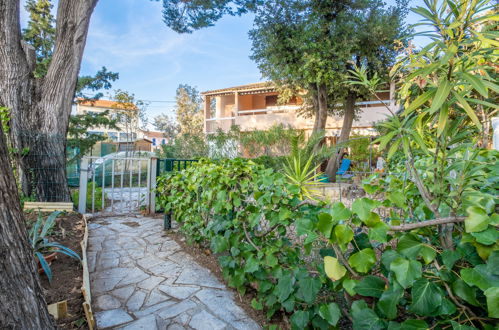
[283,131,330,200]
[29,211,81,281]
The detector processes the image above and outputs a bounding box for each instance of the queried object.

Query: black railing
[157,158,198,176]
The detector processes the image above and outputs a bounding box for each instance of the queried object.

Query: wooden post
[234,91,239,117]
[78,157,89,214]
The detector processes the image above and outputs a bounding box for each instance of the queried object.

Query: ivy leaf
[368,222,389,243]
[435,298,456,316]
[461,264,499,291]
[452,280,480,306]
[449,321,479,330]
[419,245,436,264]
[441,250,462,270]
[351,198,381,221]
[397,234,422,259]
[342,278,358,296]
[378,283,404,320]
[465,206,490,233]
[471,227,499,245]
[332,224,354,251]
[211,236,228,253]
[290,310,310,330]
[330,202,352,221]
[409,278,443,316]
[275,272,294,302]
[354,275,386,298]
[390,257,422,288]
[381,250,402,271]
[400,319,429,330]
[487,251,499,276]
[324,256,347,281]
[318,303,341,326]
[295,277,321,304]
[244,255,259,273]
[348,248,376,273]
[484,287,499,318]
[251,298,263,310]
[351,300,386,330]
[317,213,335,237]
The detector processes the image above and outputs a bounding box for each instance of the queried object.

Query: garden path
[88,215,260,330]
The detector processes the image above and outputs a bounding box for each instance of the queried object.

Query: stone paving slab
[89,215,260,329]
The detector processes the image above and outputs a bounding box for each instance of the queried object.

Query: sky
[24,0,430,125]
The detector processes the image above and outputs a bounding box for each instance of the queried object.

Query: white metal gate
[78,156,157,214]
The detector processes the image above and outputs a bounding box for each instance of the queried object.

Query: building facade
[202,82,397,137]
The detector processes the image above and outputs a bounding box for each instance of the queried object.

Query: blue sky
[25,0,429,123]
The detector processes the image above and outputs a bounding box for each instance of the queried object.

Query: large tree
[249,0,410,179]
[0,0,259,326]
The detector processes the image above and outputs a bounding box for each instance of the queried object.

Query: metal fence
[157,158,198,176]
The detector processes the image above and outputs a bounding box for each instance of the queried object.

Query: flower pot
[37,252,57,274]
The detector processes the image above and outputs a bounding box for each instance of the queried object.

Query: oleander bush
[157,0,498,328]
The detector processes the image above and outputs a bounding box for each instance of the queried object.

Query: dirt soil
[25,212,87,329]
[166,230,289,329]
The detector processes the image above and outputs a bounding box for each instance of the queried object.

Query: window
[265,95,278,107]
[161,139,166,145]
[152,138,157,146]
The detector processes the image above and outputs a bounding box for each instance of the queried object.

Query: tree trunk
[312,83,328,133]
[325,91,356,181]
[0,125,55,328]
[0,0,98,202]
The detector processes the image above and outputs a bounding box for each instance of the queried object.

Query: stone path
[88,215,260,330]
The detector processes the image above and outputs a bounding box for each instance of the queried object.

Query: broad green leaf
[381,250,401,271]
[465,206,490,233]
[471,227,499,245]
[351,198,380,221]
[296,277,321,304]
[349,248,376,273]
[354,276,386,298]
[484,287,499,318]
[251,298,263,310]
[461,72,488,97]
[317,213,335,237]
[449,321,479,330]
[397,234,423,259]
[452,91,482,128]
[430,78,451,114]
[343,278,358,296]
[318,303,340,326]
[275,272,294,302]
[332,224,354,250]
[400,319,429,330]
[420,245,437,264]
[452,280,480,306]
[441,250,462,269]
[330,202,352,221]
[409,278,443,316]
[387,139,401,159]
[368,222,389,243]
[211,236,228,253]
[243,255,259,273]
[378,283,403,320]
[390,257,422,288]
[324,256,347,281]
[461,264,499,291]
[487,251,499,276]
[351,300,386,330]
[290,310,310,330]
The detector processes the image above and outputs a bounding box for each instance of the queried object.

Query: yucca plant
[30,211,81,281]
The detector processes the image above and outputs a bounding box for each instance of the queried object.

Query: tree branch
[389,216,465,231]
[242,222,261,251]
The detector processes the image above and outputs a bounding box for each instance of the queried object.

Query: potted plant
[29,211,81,281]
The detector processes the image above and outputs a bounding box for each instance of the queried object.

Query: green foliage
[67,110,120,162]
[71,183,104,212]
[22,0,55,77]
[29,211,81,281]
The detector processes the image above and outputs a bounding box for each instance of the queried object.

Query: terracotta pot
[37,252,58,274]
